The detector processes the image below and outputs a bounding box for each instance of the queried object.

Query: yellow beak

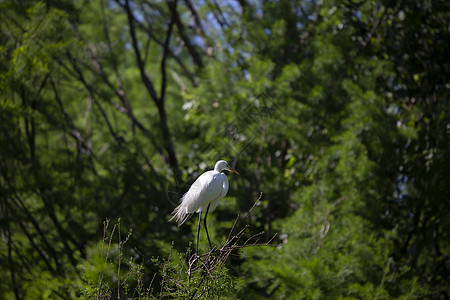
[228,166,239,175]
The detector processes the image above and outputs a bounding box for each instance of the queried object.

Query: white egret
[170,160,239,255]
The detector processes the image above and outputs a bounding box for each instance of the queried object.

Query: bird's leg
[196,211,202,256]
[204,203,212,251]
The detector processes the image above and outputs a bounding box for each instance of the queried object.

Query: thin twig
[159,244,173,299]
[117,219,122,300]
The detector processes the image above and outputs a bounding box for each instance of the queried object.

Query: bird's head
[215,160,239,174]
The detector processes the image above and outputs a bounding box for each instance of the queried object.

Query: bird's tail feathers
[169,204,192,226]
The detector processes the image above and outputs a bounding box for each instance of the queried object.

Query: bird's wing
[169,171,225,225]
[181,171,223,213]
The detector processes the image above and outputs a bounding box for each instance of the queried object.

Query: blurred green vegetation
[1,0,449,299]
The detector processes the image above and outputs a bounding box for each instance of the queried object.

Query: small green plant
[78,195,271,299]
[78,218,154,299]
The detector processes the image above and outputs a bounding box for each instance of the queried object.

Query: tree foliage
[1,0,449,299]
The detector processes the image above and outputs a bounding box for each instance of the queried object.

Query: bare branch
[184,0,211,55]
[119,0,182,186]
[161,1,177,104]
[168,0,204,68]
[66,52,124,145]
[122,0,160,104]
[133,17,197,86]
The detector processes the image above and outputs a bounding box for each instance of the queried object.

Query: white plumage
[169,160,239,254]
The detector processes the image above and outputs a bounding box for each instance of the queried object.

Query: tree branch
[67,52,124,146]
[123,0,160,104]
[168,0,204,68]
[161,1,176,105]
[133,17,197,86]
[1,200,22,300]
[122,0,181,186]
